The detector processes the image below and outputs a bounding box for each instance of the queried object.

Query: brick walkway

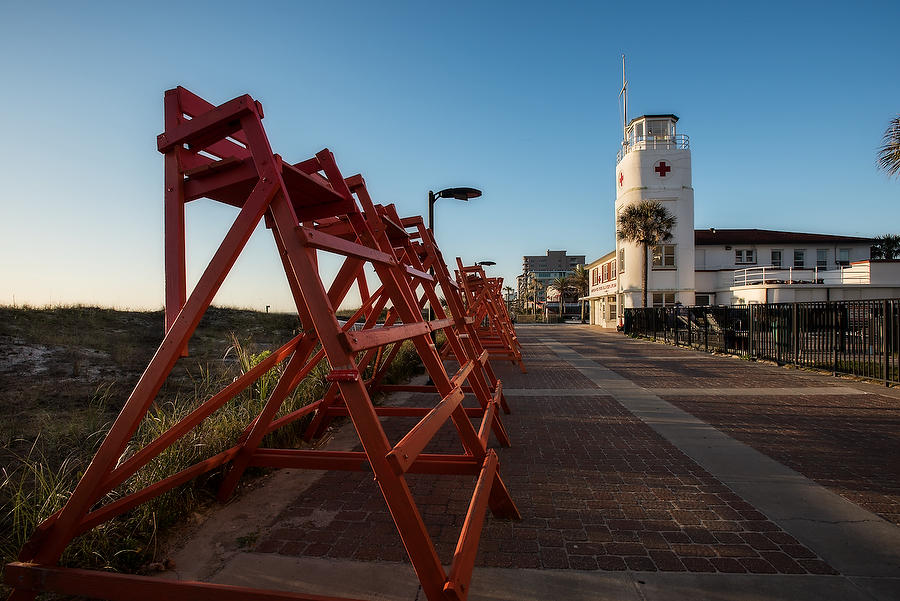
[250,325,900,576]
[559,328,900,527]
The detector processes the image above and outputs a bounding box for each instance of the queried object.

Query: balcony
[732,264,871,287]
[616,134,690,163]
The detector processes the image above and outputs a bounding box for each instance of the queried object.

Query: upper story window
[837,248,850,265]
[611,259,617,279]
[652,244,676,269]
[735,249,756,265]
[771,250,782,267]
[816,249,828,268]
[794,249,806,267]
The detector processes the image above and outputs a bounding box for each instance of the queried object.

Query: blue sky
[1,1,898,311]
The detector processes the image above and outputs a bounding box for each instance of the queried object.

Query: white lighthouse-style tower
[615,114,695,309]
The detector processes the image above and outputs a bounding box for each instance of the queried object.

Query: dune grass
[0,306,423,582]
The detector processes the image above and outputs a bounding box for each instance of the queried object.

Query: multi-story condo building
[517,250,585,306]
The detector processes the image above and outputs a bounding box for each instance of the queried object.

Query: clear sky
[2,1,898,312]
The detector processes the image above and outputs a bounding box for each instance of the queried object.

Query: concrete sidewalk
[167,325,900,601]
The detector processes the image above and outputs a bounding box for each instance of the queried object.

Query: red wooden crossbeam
[6,87,520,601]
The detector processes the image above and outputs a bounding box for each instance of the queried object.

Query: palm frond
[877,115,900,178]
[616,200,677,246]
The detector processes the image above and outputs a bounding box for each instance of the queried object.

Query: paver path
[175,325,900,600]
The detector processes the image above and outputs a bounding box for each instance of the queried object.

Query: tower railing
[617,133,690,162]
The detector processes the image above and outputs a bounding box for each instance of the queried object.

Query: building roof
[586,250,616,268]
[695,229,873,246]
[627,114,679,126]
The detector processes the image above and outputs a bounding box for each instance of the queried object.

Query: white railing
[617,134,690,162]
[732,264,870,287]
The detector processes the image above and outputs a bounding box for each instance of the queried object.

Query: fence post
[704,308,709,352]
[884,299,890,387]
[792,303,799,366]
[746,305,752,357]
[832,302,838,376]
[674,307,679,347]
[688,309,693,349]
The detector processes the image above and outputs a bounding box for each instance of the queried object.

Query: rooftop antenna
[619,54,628,147]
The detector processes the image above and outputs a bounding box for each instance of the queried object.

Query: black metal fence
[624,299,899,386]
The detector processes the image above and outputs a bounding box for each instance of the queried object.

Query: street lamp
[427,187,482,235]
[426,187,482,332]
[476,260,496,267]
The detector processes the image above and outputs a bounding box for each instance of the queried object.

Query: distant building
[517,250,586,307]
[582,113,899,328]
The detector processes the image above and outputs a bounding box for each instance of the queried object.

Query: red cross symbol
[654,161,671,177]
[618,172,623,187]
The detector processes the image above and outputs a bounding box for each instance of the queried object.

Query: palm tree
[570,265,589,298]
[877,116,900,178]
[616,200,677,308]
[570,265,589,322]
[528,279,543,318]
[503,285,514,312]
[871,234,900,259]
[550,276,572,319]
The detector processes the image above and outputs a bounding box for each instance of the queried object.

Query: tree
[550,276,572,318]
[616,200,677,308]
[570,265,589,298]
[528,279,543,318]
[877,116,900,178]
[871,234,900,259]
[503,285,514,312]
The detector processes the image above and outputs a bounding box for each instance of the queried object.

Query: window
[771,250,782,267]
[618,248,625,273]
[735,249,756,265]
[652,244,676,269]
[611,259,616,278]
[652,292,676,307]
[591,268,599,286]
[608,297,617,320]
[837,248,850,265]
[646,119,672,139]
[695,294,711,306]
[793,250,805,267]
[816,249,828,268]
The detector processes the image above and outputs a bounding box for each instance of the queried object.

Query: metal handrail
[732,264,870,287]
[616,134,690,162]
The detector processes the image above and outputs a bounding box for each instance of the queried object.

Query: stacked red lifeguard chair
[5,87,521,601]
[452,261,526,373]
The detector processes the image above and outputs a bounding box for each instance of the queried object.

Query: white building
[584,114,899,328]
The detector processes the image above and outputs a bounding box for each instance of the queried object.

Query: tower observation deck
[617,114,690,164]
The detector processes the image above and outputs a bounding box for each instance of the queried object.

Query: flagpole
[620,54,628,147]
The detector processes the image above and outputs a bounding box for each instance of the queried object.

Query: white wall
[697,242,871,271]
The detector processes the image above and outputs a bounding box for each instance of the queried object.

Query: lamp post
[428,187,482,235]
[476,260,496,267]
[426,187,482,334]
